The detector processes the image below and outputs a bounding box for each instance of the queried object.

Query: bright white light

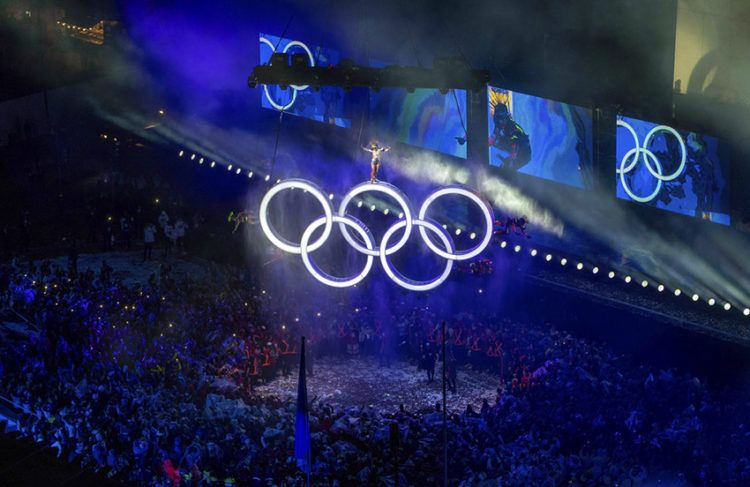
[276,179,281,184]
[641,280,648,288]
[724,302,731,311]
[500,241,507,248]
[561,258,567,266]
[692,293,699,301]
[576,262,583,270]
[674,289,682,296]
[264,175,270,181]
[657,284,665,292]
[210,161,216,168]
[708,298,715,306]
[328,193,334,200]
[470,232,476,240]
[357,201,363,208]
[514,245,521,253]
[455,228,461,236]
[227,164,233,171]
[545,254,552,261]
[625,275,632,283]
[199,157,204,164]
[398,213,404,219]
[608,271,615,279]
[743,308,749,316]
[178,150,184,157]
[530,249,537,256]
[190,153,196,160]
[592,267,599,274]
[442,224,448,229]
[248,171,253,178]
[236,168,242,174]
[371,205,376,212]
[383,208,390,215]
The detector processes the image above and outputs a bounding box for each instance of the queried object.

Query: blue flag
[295,336,312,475]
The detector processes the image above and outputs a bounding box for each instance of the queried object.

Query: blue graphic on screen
[259,34,350,128]
[487,86,593,188]
[369,63,467,158]
[616,116,730,225]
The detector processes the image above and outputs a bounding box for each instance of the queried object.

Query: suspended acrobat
[362,141,391,183]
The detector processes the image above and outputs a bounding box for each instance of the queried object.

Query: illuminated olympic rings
[616,119,687,203]
[259,36,315,111]
[259,179,495,291]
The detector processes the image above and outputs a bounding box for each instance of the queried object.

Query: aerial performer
[228,210,257,233]
[362,141,390,183]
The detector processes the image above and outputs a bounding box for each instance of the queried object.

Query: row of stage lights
[498,240,750,317]
[178,148,748,315]
[178,148,480,239]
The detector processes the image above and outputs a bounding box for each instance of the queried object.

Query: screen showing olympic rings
[616,116,730,225]
[488,86,594,189]
[259,33,351,128]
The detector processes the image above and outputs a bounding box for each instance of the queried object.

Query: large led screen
[487,86,593,189]
[616,116,730,225]
[259,33,351,128]
[369,85,467,159]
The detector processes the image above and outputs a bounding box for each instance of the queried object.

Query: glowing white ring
[337,182,413,256]
[616,119,687,203]
[300,215,375,288]
[642,125,686,181]
[380,219,455,291]
[259,36,315,110]
[417,186,494,260]
[259,179,333,254]
[619,147,663,203]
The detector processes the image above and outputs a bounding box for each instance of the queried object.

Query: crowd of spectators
[1,257,750,486]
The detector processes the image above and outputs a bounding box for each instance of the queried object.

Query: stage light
[236,168,242,174]
[724,303,731,311]
[500,241,507,248]
[514,245,521,253]
[199,158,204,164]
[530,249,537,256]
[357,200,363,208]
[576,262,584,270]
[561,258,567,266]
[625,275,632,283]
[478,288,483,294]
[371,205,376,212]
[154,198,160,204]
[592,267,599,274]
[455,228,462,236]
[658,284,665,292]
[248,171,253,178]
[210,161,216,168]
[227,164,233,171]
[545,254,552,261]
[328,193,334,200]
[276,179,281,184]
[190,153,196,160]
[470,232,476,240]
[744,308,749,316]
[265,175,271,181]
[692,293,699,301]
[384,208,390,215]
[674,289,681,296]
[316,312,321,317]
[608,271,615,279]
[178,150,184,157]
[641,280,648,288]
[158,109,165,116]
[708,298,715,306]
[442,224,448,229]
